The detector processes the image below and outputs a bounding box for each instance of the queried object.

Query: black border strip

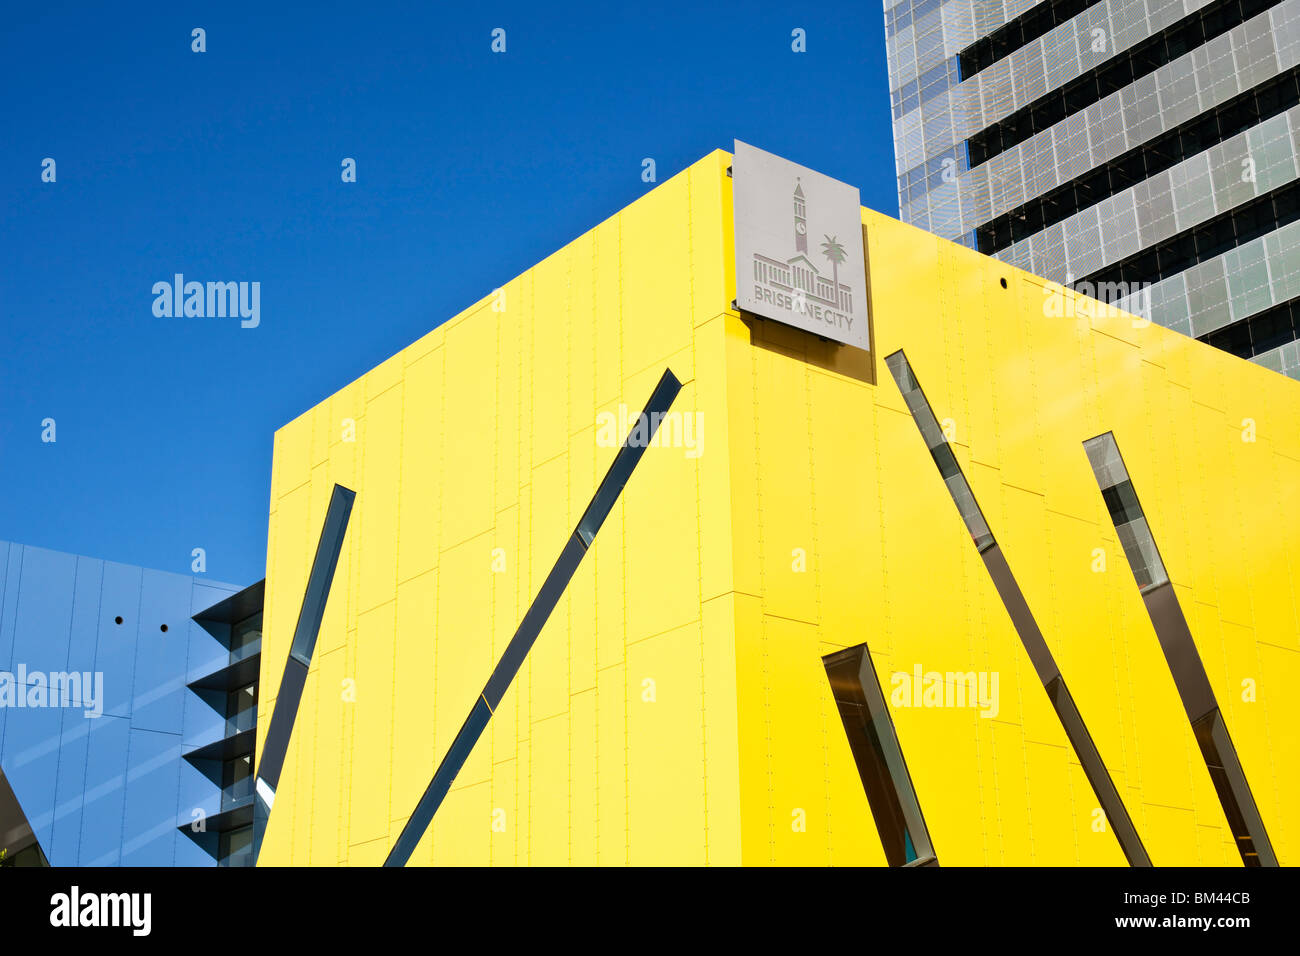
[384,368,683,867]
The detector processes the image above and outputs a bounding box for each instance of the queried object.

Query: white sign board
[732,140,870,351]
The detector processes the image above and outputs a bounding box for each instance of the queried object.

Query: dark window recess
[1101,479,1144,524]
[227,682,257,717]
[221,752,254,808]
[0,767,50,867]
[960,0,1104,79]
[823,645,937,867]
[0,839,48,867]
[977,66,1300,254]
[1192,710,1274,865]
[967,0,1280,167]
[1083,432,1278,867]
[1077,177,1300,290]
[218,824,253,868]
[1199,295,1300,359]
[1084,435,1170,593]
[230,610,263,663]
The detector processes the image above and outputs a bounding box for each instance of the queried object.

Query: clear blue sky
[0,0,895,586]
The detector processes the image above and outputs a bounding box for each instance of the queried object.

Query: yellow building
[253,147,1300,866]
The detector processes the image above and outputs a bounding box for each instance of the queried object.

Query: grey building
[885,0,1300,379]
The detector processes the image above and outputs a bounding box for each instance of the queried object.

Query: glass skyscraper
[885,0,1300,379]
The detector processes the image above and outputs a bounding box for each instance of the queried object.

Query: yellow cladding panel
[396,348,444,584]
[260,151,740,865]
[348,600,396,848]
[626,621,708,865]
[259,149,1300,866]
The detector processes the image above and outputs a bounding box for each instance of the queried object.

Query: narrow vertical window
[1083,433,1277,867]
[823,645,937,867]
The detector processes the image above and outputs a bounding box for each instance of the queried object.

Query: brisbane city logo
[750,178,856,335]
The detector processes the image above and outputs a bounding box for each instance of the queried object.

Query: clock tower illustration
[793,179,808,254]
[748,176,854,320]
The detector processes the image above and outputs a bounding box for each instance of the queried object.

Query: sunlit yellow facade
[255,149,1300,866]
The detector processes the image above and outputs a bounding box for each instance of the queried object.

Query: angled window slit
[251,482,355,864]
[384,367,683,867]
[885,352,994,552]
[823,645,937,866]
[1083,432,1277,867]
[885,351,1150,866]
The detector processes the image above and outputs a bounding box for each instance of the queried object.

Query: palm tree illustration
[821,236,847,308]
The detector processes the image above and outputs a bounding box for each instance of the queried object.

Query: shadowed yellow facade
[255,149,1300,866]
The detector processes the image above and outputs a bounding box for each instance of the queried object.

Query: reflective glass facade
[0,540,241,865]
[885,0,1300,378]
